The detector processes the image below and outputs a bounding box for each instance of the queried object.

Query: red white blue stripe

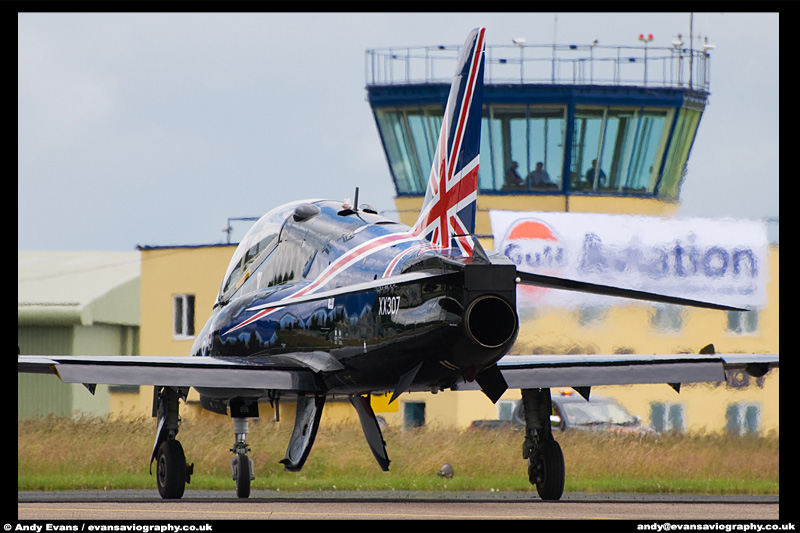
[412,27,485,257]
[223,231,424,336]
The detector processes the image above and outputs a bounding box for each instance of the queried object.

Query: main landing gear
[152,389,259,499]
[151,387,193,499]
[521,388,565,501]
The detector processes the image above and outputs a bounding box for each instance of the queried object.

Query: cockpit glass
[217,200,317,302]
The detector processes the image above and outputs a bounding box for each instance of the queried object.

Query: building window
[650,402,685,433]
[726,310,759,335]
[374,106,442,195]
[726,403,761,436]
[577,306,607,327]
[403,401,426,429]
[173,294,195,339]
[649,305,684,333]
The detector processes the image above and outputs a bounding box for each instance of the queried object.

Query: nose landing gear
[231,417,255,499]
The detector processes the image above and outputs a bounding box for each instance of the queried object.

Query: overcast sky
[18,12,779,251]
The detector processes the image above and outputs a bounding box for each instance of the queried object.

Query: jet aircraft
[18,28,778,501]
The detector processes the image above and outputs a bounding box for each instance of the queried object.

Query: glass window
[487,106,528,191]
[173,294,195,339]
[375,109,419,194]
[570,107,606,191]
[577,306,607,327]
[527,108,565,190]
[480,105,566,192]
[744,404,760,435]
[650,402,685,433]
[726,310,759,335]
[597,108,636,191]
[403,401,426,429]
[659,107,702,200]
[375,101,680,198]
[650,305,684,332]
[626,110,668,192]
[570,106,672,195]
[374,106,442,195]
[407,109,441,182]
[218,201,303,303]
[726,403,761,436]
[478,115,495,189]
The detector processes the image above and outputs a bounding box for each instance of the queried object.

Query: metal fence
[366,42,712,91]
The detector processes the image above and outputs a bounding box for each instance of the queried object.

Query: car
[469,389,651,434]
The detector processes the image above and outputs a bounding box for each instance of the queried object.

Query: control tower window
[480,105,566,192]
[658,108,702,201]
[570,108,606,191]
[374,106,442,195]
[570,106,672,195]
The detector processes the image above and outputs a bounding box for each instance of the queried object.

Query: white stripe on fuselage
[222,231,425,336]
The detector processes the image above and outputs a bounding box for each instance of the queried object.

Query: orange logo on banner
[504,219,564,302]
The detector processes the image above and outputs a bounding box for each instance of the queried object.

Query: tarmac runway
[17,490,780,522]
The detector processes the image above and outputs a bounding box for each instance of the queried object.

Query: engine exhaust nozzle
[464,295,517,349]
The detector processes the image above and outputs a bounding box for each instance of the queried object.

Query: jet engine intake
[464,295,517,349]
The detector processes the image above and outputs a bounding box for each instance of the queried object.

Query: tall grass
[18,415,778,494]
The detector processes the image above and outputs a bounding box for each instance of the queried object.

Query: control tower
[365,38,712,236]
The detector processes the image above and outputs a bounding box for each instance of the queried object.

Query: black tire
[528,438,565,501]
[233,454,251,499]
[156,440,186,500]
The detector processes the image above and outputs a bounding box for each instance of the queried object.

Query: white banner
[489,211,770,310]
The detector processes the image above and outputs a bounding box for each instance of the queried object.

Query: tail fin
[411,27,485,256]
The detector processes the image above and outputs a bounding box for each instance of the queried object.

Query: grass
[18,414,779,495]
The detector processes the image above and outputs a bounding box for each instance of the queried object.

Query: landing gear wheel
[156,440,186,500]
[232,454,251,499]
[529,438,565,501]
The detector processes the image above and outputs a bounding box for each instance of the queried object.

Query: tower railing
[366,42,711,92]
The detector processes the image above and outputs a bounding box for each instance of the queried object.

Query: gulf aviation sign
[489,211,769,310]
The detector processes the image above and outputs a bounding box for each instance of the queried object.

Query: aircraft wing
[17,354,320,391]
[516,271,745,312]
[462,348,778,391]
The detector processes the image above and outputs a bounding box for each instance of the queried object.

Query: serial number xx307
[378,296,400,316]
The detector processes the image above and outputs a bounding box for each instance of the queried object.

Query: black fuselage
[190,200,518,401]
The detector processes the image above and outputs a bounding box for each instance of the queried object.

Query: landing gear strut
[151,387,193,499]
[521,388,565,501]
[229,398,258,498]
[231,417,254,498]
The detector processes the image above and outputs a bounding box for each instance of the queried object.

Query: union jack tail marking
[412,27,486,257]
